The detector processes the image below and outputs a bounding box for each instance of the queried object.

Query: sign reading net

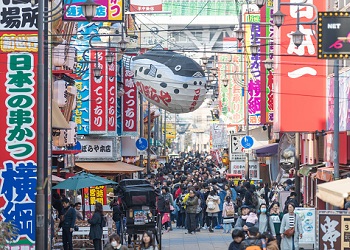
[318,12,350,59]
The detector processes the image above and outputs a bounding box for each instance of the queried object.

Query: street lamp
[80,0,100,22]
[263,58,274,71]
[272,10,286,28]
[36,0,99,248]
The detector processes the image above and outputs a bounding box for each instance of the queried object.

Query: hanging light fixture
[80,0,100,22]
[105,50,114,65]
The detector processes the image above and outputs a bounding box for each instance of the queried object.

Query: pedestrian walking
[280,203,303,250]
[206,189,220,232]
[88,202,105,250]
[60,198,76,250]
[185,189,198,234]
[140,231,158,250]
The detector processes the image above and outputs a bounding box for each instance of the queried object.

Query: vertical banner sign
[107,48,116,133]
[0,31,38,249]
[122,55,138,136]
[73,22,105,135]
[116,57,122,136]
[263,1,274,123]
[244,13,261,125]
[90,49,107,133]
[274,0,326,132]
[319,214,342,249]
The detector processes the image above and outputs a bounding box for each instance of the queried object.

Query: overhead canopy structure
[316,178,350,208]
[76,161,144,175]
[253,143,279,157]
[52,171,117,190]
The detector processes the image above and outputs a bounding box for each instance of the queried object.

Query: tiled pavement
[161,226,232,250]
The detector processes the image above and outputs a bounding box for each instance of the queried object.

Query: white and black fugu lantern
[131,50,207,113]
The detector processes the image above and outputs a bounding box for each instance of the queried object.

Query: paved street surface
[161,226,232,250]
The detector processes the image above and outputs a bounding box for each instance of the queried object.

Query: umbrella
[52,171,117,190]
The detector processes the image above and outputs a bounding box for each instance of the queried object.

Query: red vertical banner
[274,0,326,132]
[107,48,117,133]
[90,50,107,133]
[0,31,38,247]
[122,55,138,135]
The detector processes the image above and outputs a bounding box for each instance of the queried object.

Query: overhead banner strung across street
[0,0,38,247]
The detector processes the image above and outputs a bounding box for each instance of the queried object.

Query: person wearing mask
[88,202,105,250]
[258,203,274,234]
[185,189,199,234]
[228,229,245,250]
[206,189,221,233]
[60,198,76,250]
[269,202,283,248]
[140,231,158,250]
[280,203,303,250]
[103,233,127,250]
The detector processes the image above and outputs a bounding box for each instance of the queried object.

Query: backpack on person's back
[225,202,235,217]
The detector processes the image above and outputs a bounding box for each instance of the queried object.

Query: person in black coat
[88,202,104,250]
[60,198,76,250]
[228,229,245,250]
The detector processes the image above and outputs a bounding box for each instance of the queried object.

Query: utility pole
[147,101,151,174]
[139,92,144,172]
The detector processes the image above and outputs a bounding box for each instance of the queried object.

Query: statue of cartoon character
[279,144,296,172]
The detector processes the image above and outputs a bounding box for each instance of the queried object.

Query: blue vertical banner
[72,22,104,134]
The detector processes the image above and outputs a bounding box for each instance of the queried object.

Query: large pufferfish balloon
[131,50,207,113]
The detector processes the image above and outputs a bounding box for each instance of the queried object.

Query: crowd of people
[148,152,304,250]
[53,150,306,250]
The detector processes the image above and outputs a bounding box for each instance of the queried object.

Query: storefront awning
[76,161,144,174]
[298,163,324,176]
[317,178,350,208]
[52,100,70,129]
[316,167,334,182]
[253,143,279,157]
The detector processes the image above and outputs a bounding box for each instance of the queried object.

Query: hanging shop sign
[90,49,107,134]
[75,136,119,161]
[122,55,138,136]
[130,0,162,12]
[63,0,124,22]
[317,12,350,58]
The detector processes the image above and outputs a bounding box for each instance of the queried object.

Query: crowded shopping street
[0,0,350,249]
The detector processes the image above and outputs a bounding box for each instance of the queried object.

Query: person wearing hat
[60,197,76,250]
[234,205,250,233]
[239,226,264,249]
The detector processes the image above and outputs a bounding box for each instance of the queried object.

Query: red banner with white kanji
[107,48,117,132]
[90,49,107,133]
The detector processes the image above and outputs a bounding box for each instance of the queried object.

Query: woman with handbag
[280,203,303,250]
[88,202,104,250]
[206,189,220,233]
